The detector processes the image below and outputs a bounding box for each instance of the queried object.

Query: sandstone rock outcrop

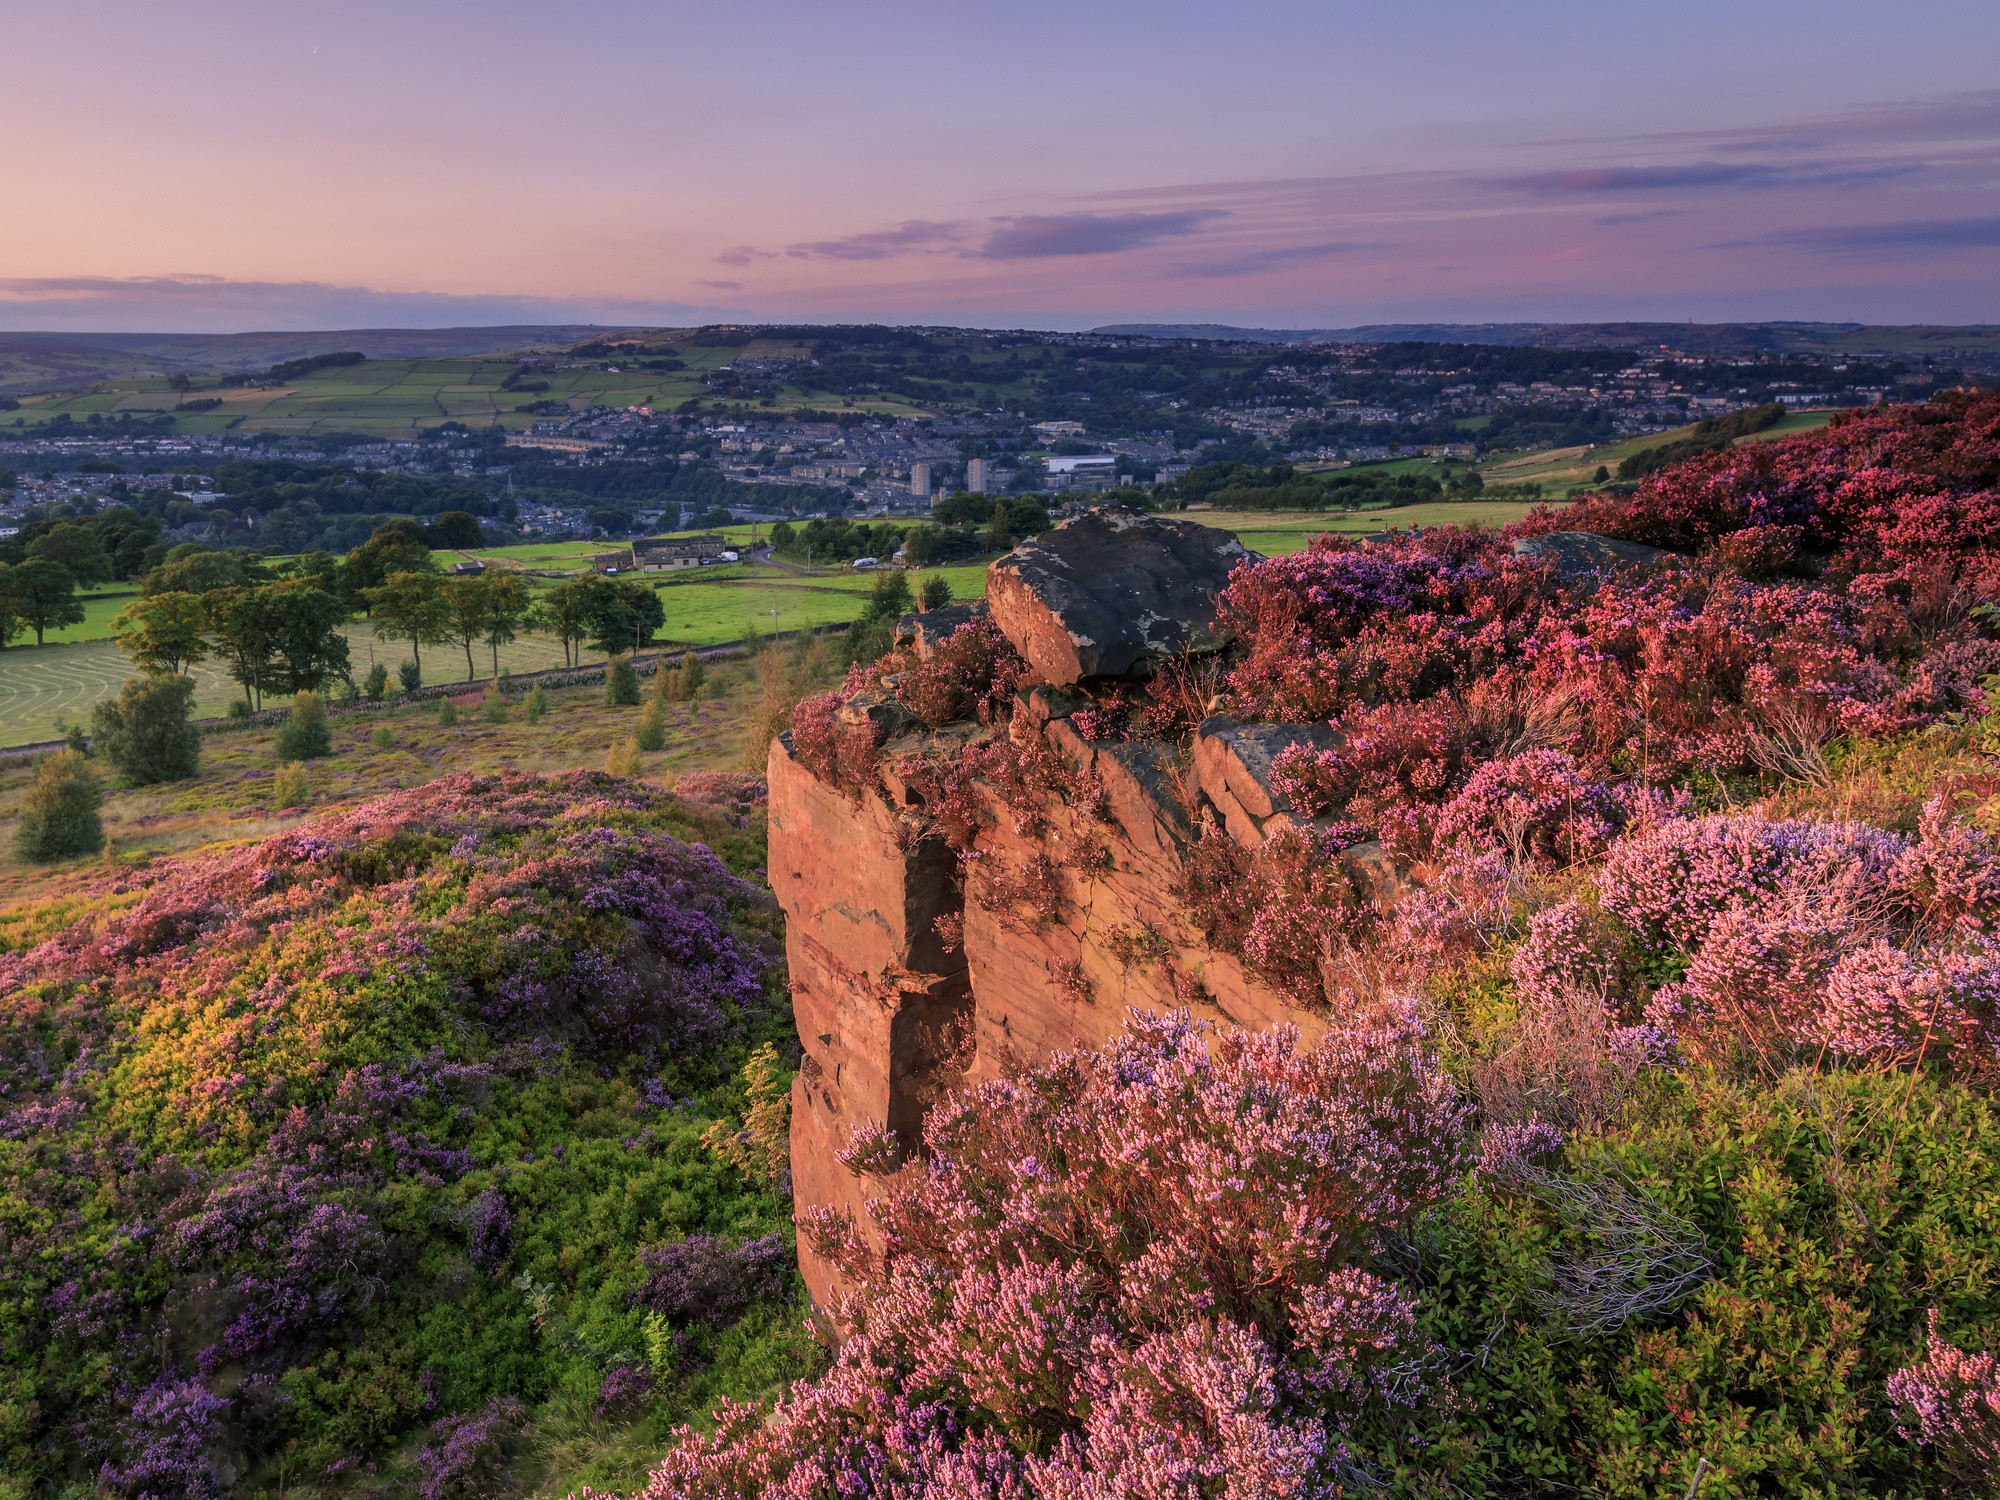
[1511,530,1673,577]
[985,508,1260,684]
[774,506,1412,1309]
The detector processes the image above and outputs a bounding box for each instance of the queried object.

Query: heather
[733,396,2000,1496]
[0,769,818,1497]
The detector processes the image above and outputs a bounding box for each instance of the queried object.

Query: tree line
[102,521,668,711]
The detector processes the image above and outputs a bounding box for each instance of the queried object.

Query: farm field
[1476,409,1837,492]
[0,560,993,746]
[1194,499,1562,556]
[1,341,941,437]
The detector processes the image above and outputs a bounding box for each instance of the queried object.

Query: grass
[0,658,781,922]
[0,560,993,747]
[1190,500,1563,556]
[1,348,942,438]
[1475,410,1837,493]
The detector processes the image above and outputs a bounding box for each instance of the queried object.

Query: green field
[0,560,995,746]
[1191,500,1560,556]
[1,342,940,438]
[1476,410,1837,493]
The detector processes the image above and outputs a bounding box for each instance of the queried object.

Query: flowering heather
[0,770,804,1496]
[1886,1310,2000,1483]
[642,1009,1467,1498]
[1511,390,2000,577]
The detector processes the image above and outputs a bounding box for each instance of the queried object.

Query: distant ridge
[0,324,644,368]
[0,324,658,398]
[1092,321,2000,356]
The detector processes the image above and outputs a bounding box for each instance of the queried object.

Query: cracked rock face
[986,506,1260,685]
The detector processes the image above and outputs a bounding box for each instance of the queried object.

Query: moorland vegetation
[7,393,2000,1497]
[735,391,2000,1496]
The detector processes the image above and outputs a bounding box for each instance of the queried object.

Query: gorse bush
[365,660,390,699]
[89,671,200,784]
[525,683,549,723]
[437,695,459,727]
[274,689,332,760]
[0,772,805,1495]
[12,747,102,860]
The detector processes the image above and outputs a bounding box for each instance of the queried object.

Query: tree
[205,585,283,709]
[920,574,953,611]
[583,578,665,657]
[111,591,211,675]
[428,511,485,549]
[90,673,200,784]
[8,559,83,645]
[264,580,351,694]
[14,749,102,860]
[341,522,438,604]
[364,571,450,678]
[441,576,491,682]
[534,578,600,668]
[478,573,531,678]
[26,523,114,585]
[142,546,262,597]
[902,526,941,566]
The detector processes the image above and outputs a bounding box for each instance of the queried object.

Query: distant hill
[0,324,651,396]
[1093,321,2000,359]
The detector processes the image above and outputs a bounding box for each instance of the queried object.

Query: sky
[2,0,1998,333]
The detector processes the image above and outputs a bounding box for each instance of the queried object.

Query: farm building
[633,534,730,570]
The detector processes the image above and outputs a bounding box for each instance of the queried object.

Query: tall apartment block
[966,457,992,494]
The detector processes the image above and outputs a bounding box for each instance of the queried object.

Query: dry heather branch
[1743,695,1839,788]
[1460,677,1584,759]
[1504,1163,1714,1336]
[1475,978,1640,1134]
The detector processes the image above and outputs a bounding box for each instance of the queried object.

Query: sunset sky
[4,0,1998,332]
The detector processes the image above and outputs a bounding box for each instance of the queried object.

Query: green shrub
[920,574,953,612]
[524,685,549,724]
[335,678,361,707]
[57,720,89,755]
[274,691,332,760]
[398,659,422,693]
[438,697,459,728]
[481,685,508,724]
[226,699,251,719]
[372,725,395,749]
[13,749,102,860]
[605,652,640,706]
[605,736,641,776]
[90,673,200,784]
[637,697,668,752]
[273,761,311,809]
[660,649,707,702]
[364,662,390,700]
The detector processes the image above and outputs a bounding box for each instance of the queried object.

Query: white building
[966,457,992,494]
[910,461,933,499]
[1044,454,1118,491]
